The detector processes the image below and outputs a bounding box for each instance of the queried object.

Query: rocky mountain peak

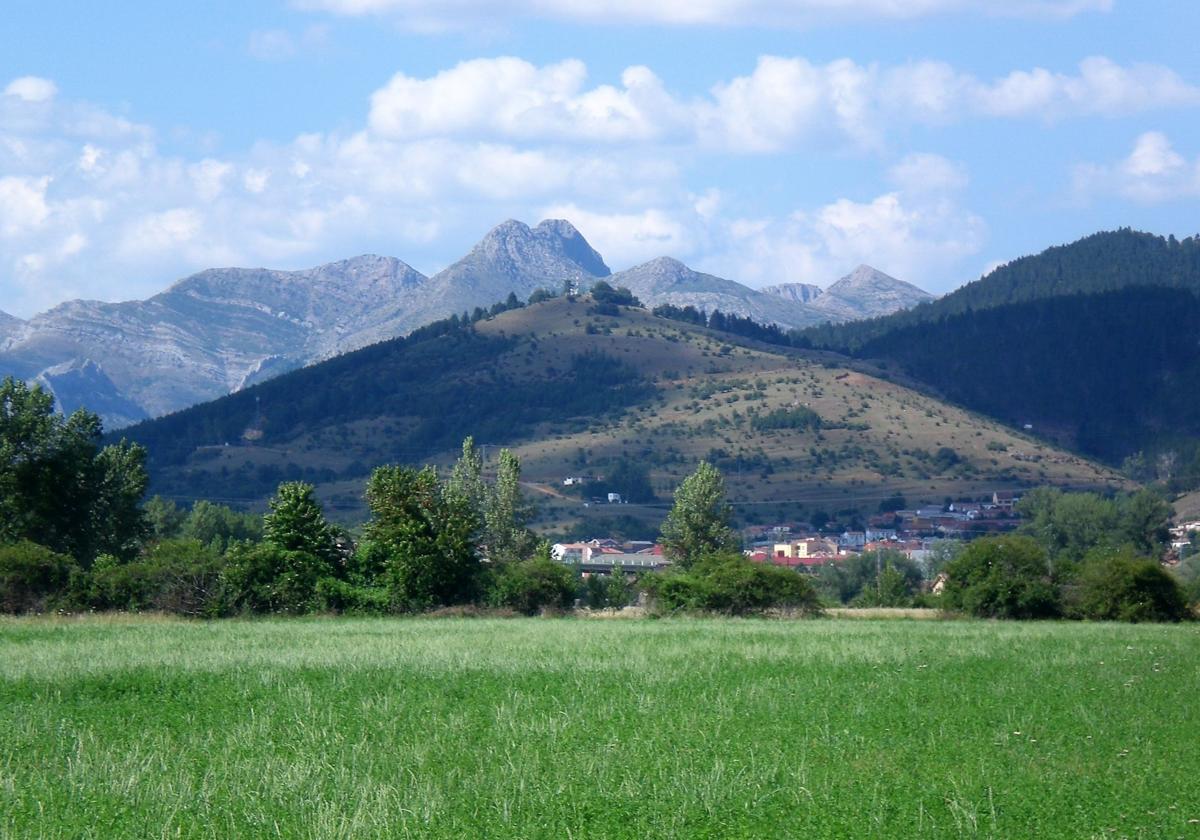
[469,218,610,280]
[636,256,690,279]
[812,265,934,320]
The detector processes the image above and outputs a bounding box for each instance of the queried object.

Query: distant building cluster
[554,491,1026,577]
[743,491,1023,572]
[552,540,669,575]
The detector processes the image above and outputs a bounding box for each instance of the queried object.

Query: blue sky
[1,0,1198,316]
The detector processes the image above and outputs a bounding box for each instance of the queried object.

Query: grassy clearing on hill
[2,616,1198,838]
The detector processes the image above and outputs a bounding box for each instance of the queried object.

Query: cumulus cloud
[706,55,1200,151]
[1073,132,1200,204]
[540,203,695,266]
[4,76,58,102]
[368,58,686,143]
[0,176,52,237]
[0,72,688,314]
[359,56,1200,154]
[887,153,969,195]
[702,184,986,291]
[296,0,1110,27]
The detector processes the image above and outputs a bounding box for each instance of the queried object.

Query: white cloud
[368,58,685,143]
[0,72,689,314]
[888,153,968,195]
[1073,132,1200,204]
[547,157,985,293]
[119,208,203,257]
[710,56,1200,151]
[2,54,1187,315]
[700,56,877,151]
[971,57,1200,118]
[0,176,51,237]
[297,0,1110,27]
[366,56,1200,154]
[4,76,58,102]
[540,203,694,266]
[707,188,986,291]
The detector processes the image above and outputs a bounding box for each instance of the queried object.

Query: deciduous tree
[660,461,738,569]
[365,465,480,610]
[0,376,147,565]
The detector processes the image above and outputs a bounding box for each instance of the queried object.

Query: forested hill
[804,229,1200,352]
[852,287,1200,466]
[107,292,1121,520]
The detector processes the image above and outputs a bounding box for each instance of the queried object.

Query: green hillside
[113,295,1124,529]
[778,230,1200,488]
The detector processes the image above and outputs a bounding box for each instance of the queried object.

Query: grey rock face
[0,310,22,345]
[0,255,427,423]
[760,282,823,304]
[0,220,611,428]
[807,265,934,321]
[609,257,825,329]
[34,358,148,429]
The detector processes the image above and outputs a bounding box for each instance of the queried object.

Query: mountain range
[0,218,930,427]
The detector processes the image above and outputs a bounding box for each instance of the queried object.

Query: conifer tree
[263,482,338,564]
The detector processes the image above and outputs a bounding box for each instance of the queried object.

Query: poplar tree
[485,449,536,564]
[660,461,738,569]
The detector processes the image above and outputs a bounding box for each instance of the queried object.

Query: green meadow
[2,616,1198,839]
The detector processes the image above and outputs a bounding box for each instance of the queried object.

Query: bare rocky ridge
[610,257,826,329]
[760,282,823,304]
[397,219,611,333]
[0,255,428,418]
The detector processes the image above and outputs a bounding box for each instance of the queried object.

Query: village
[553,490,1027,575]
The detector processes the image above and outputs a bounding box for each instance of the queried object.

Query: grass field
[2,616,1198,838]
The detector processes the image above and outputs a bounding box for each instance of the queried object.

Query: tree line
[3,368,1197,621]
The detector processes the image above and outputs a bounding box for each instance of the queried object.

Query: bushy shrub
[818,550,922,605]
[315,578,391,615]
[647,554,821,616]
[222,543,334,614]
[89,539,225,616]
[0,541,77,613]
[487,557,576,615]
[942,535,1061,619]
[1072,550,1189,623]
[851,563,914,607]
[583,572,633,609]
